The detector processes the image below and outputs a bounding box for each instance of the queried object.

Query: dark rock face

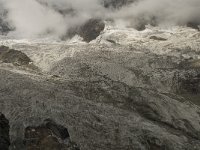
[66,19,105,42]
[0,8,12,35]
[0,18,11,34]
[187,22,200,30]
[0,113,10,150]
[79,19,105,42]
[172,71,200,105]
[149,36,167,41]
[0,45,32,66]
[134,23,146,31]
[179,74,200,94]
[133,16,158,31]
[102,0,136,9]
[24,119,79,150]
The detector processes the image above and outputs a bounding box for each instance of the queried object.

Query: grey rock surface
[0,26,200,149]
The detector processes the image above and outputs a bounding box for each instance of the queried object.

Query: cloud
[0,0,200,38]
[111,0,200,28]
[0,0,106,38]
[1,0,68,38]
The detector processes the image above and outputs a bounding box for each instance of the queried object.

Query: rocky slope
[0,24,200,150]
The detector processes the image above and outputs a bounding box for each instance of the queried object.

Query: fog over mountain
[0,0,200,38]
[112,0,200,28]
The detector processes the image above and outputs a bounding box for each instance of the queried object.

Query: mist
[111,0,200,28]
[0,0,200,39]
[0,0,106,38]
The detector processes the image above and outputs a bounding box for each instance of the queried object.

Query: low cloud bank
[0,0,199,38]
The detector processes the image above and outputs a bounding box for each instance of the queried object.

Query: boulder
[24,119,79,150]
[0,45,32,66]
[66,18,105,42]
[102,0,136,9]
[78,19,105,42]
[150,36,167,41]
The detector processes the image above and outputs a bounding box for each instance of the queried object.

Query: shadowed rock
[102,0,136,9]
[134,16,158,31]
[187,22,200,30]
[78,19,105,42]
[66,18,105,42]
[24,119,79,150]
[0,18,11,34]
[0,113,10,150]
[150,36,167,41]
[0,45,32,66]
[178,74,200,95]
[0,8,13,35]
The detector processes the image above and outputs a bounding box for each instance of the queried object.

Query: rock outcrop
[149,36,167,41]
[0,18,11,34]
[66,18,105,42]
[0,45,32,66]
[0,113,10,150]
[78,19,105,42]
[24,119,79,150]
[102,0,136,9]
[0,8,12,35]
[187,22,200,30]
